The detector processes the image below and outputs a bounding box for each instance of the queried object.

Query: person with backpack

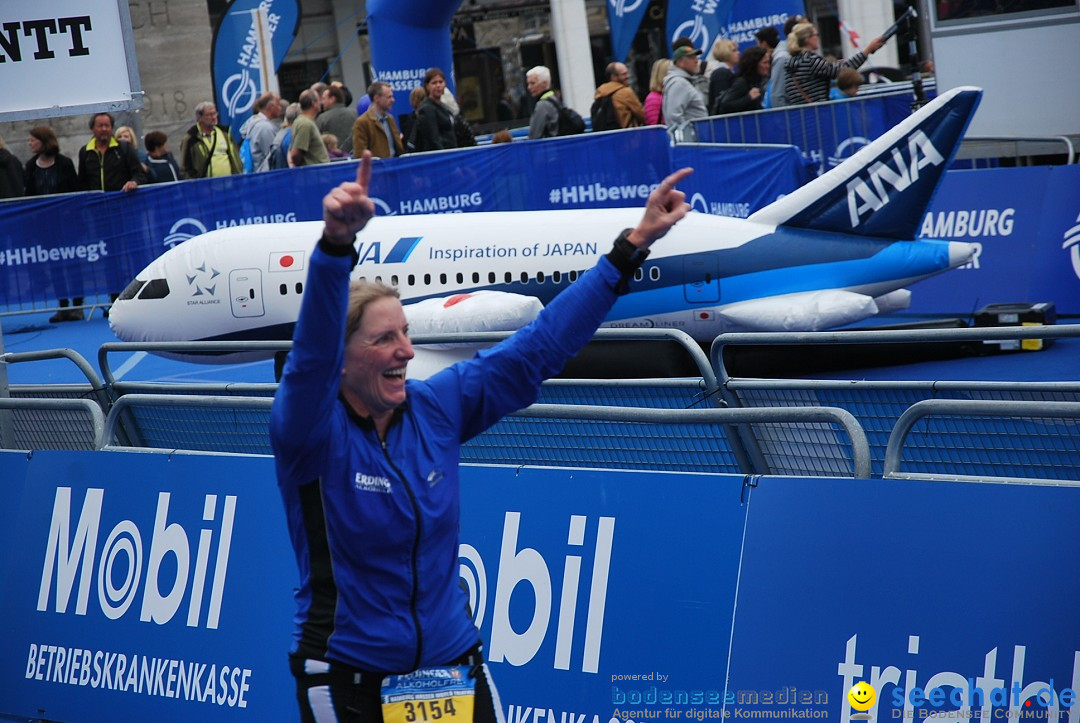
[526,65,584,138]
[592,61,644,131]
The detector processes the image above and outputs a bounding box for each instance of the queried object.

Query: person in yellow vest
[180,102,243,179]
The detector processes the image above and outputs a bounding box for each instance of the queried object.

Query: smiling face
[341,296,414,432]
[848,682,876,712]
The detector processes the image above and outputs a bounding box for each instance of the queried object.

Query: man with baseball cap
[663,44,709,141]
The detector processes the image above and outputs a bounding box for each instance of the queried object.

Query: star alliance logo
[187,262,221,297]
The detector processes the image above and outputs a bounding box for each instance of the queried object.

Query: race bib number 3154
[381,666,476,723]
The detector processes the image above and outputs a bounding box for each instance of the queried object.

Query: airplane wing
[715,290,882,332]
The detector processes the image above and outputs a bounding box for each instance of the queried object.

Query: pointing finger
[356,150,373,194]
[657,167,693,193]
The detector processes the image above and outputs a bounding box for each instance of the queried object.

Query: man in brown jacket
[352,82,404,159]
[593,62,645,130]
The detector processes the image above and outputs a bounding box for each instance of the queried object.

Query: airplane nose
[947,240,976,267]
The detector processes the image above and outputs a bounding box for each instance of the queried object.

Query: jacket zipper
[381,436,424,671]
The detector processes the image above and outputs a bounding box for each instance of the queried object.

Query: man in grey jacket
[662,45,708,142]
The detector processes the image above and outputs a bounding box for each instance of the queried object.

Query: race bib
[381,666,476,723]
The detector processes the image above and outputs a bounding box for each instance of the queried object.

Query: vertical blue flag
[666,0,736,55]
[211,0,300,141]
[608,0,652,62]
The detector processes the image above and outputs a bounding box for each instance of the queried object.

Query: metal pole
[0,319,14,447]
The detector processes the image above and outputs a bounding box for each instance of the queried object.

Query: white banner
[0,0,142,121]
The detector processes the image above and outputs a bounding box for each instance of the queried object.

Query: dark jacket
[719,74,768,114]
[23,153,79,196]
[410,98,456,152]
[180,123,243,178]
[77,137,148,191]
[0,148,25,199]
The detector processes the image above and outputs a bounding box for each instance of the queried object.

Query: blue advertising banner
[726,475,1080,722]
[722,0,804,48]
[211,0,301,141]
[2,452,1078,722]
[666,0,737,58]
[909,165,1080,317]
[0,128,804,307]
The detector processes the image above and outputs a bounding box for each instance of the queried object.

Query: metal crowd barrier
[711,325,1080,479]
[0,398,105,451]
[104,394,275,454]
[884,400,1080,484]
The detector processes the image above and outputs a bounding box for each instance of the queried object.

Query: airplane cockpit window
[138,278,170,299]
[118,278,146,301]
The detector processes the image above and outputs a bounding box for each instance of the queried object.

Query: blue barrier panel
[0,451,297,721]
[726,475,1080,722]
[671,144,816,218]
[2,451,1078,721]
[0,129,812,308]
[909,164,1080,317]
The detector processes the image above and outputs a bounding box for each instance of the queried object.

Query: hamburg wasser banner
[210,0,300,141]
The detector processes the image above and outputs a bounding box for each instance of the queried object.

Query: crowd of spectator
[0,19,890,207]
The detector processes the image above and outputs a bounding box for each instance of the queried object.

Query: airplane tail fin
[747,87,982,240]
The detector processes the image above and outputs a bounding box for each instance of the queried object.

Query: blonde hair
[649,58,672,93]
[710,39,738,65]
[345,281,400,341]
[787,23,817,53]
[115,125,137,146]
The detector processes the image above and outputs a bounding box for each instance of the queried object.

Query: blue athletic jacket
[270,236,626,673]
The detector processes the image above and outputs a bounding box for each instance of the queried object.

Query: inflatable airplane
[110,87,983,363]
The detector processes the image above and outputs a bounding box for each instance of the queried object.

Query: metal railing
[711,325,1080,479]
[884,400,1080,483]
[0,398,105,450]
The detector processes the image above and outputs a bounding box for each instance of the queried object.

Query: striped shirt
[785,50,868,104]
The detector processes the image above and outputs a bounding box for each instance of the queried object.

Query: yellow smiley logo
[848,681,877,711]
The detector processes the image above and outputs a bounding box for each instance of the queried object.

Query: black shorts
[290,645,504,723]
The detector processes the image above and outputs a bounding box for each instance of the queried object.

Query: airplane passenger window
[408,274,415,286]
[553,271,561,283]
[280,284,288,295]
[375,276,382,283]
[537,271,545,283]
[504,272,511,283]
[569,270,578,281]
[118,278,146,301]
[650,267,660,281]
[472,272,479,284]
[634,269,643,281]
[456,273,464,284]
[424,274,431,285]
[138,278,170,299]
[439,273,447,284]
[519,272,528,283]
[296,282,303,293]
[391,276,398,286]
[488,272,495,283]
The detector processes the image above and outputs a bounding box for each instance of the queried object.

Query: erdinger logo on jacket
[354,473,391,494]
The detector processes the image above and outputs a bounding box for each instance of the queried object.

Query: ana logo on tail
[846,130,945,228]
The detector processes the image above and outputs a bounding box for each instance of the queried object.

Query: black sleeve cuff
[605,228,650,294]
[318,233,359,269]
